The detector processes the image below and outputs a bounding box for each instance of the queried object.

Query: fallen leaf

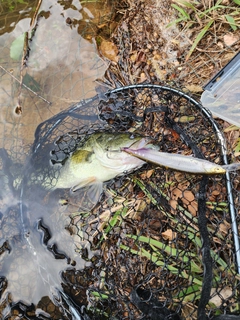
[138,72,147,83]
[219,222,230,235]
[162,229,176,241]
[171,187,198,216]
[217,41,224,49]
[171,187,182,200]
[170,129,180,140]
[185,84,203,93]
[223,33,238,46]
[140,169,154,179]
[100,40,118,63]
[187,200,198,216]
[210,287,232,306]
[169,199,178,212]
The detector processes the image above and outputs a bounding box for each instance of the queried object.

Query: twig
[30,0,43,28]
[0,65,52,105]
[15,0,44,114]
[16,32,30,114]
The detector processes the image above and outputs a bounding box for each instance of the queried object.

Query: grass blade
[225,14,238,31]
[172,4,190,19]
[186,19,214,61]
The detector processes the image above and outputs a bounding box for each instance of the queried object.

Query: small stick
[0,65,52,105]
[16,32,30,114]
[30,0,43,28]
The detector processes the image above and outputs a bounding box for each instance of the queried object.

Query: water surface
[0,0,112,317]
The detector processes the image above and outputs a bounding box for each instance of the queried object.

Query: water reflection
[0,148,87,308]
[0,0,38,36]
[0,0,114,317]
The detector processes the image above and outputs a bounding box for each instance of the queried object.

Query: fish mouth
[128,137,151,150]
[105,138,150,159]
[106,137,151,153]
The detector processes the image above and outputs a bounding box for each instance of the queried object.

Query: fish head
[91,133,151,172]
[205,165,226,174]
[94,132,150,152]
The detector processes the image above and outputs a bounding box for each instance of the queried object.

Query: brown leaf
[100,40,118,63]
[169,199,178,211]
[210,287,232,306]
[162,229,176,241]
[223,33,238,46]
[183,190,195,203]
[171,187,197,216]
[171,187,182,200]
[185,84,203,93]
[219,222,230,235]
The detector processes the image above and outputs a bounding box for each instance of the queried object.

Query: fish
[122,147,240,174]
[50,133,156,207]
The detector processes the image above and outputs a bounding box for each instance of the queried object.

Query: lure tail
[222,163,240,172]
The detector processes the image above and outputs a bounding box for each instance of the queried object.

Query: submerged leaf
[10,34,25,61]
[23,74,41,92]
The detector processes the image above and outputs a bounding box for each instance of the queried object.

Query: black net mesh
[1,83,239,319]
[1,0,240,318]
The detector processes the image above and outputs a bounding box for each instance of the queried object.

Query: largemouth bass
[53,132,153,193]
[123,147,240,174]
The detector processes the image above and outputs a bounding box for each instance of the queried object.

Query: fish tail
[222,163,240,172]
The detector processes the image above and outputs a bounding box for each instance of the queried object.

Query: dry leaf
[223,33,238,46]
[219,222,230,235]
[140,169,154,179]
[169,199,178,211]
[171,187,182,200]
[212,236,223,245]
[186,200,198,216]
[162,229,176,241]
[185,84,203,93]
[130,51,138,63]
[100,40,118,63]
[171,187,198,216]
[210,287,232,306]
[212,190,220,196]
[138,72,147,83]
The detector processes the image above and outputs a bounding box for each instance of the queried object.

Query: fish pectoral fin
[71,177,97,192]
[86,181,103,207]
[71,180,103,212]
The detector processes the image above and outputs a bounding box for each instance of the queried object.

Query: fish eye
[216,167,224,173]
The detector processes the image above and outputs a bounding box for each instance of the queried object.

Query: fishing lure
[123,147,240,174]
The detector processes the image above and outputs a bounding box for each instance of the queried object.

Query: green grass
[168,0,240,60]
[118,177,238,305]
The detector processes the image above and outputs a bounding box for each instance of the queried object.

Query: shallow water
[0,0,112,317]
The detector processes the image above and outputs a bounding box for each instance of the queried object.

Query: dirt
[96,0,240,158]
[100,0,240,91]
